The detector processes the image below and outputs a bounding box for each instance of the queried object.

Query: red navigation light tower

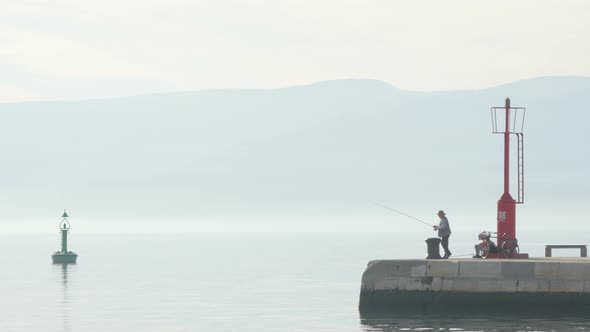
[491,98,526,246]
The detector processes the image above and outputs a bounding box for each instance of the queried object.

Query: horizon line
[2,75,589,106]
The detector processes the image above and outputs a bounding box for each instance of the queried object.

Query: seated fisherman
[474,232,499,258]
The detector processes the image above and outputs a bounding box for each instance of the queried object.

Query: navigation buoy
[51,210,78,264]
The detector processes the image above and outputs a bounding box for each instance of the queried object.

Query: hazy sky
[1,0,590,102]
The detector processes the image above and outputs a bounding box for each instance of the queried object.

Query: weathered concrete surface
[359,259,590,313]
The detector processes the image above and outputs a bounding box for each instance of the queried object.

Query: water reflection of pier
[359,313,590,331]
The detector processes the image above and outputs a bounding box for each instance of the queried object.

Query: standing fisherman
[433,210,452,258]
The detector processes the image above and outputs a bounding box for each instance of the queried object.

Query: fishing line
[375,203,435,227]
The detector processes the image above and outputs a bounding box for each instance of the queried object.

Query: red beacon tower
[491,98,526,258]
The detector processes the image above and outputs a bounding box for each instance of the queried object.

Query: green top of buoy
[62,210,69,219]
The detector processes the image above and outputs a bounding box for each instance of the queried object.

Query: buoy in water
[51,210,78,264]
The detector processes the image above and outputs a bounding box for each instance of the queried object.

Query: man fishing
[376,204,453,259]
[433,210,452,259]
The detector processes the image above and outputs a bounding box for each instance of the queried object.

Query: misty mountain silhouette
[1,77,588,222]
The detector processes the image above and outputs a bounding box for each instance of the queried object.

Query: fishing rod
[453,254,477,258]
[375,203,435,227]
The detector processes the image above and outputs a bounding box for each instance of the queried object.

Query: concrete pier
[359,258,590,313]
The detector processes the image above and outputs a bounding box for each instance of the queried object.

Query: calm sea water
[1,232,589,331]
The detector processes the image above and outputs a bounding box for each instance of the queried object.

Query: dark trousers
[441,235,451,257]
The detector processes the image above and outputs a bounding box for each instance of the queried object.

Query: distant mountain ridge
[0,76,588,227]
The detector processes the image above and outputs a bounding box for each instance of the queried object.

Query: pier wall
[359,259,590,313]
